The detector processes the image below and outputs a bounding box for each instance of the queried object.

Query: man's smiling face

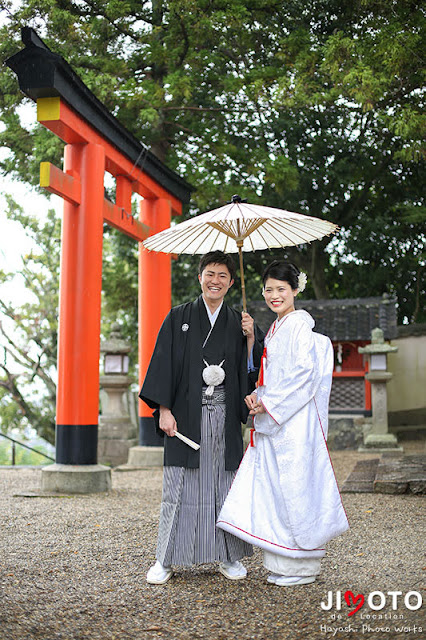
[198,262,234,307]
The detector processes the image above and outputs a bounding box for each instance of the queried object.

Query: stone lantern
[358,327,402,451]
[98,323,137,466]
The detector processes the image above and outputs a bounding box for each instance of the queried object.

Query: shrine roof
[6,27,193,205]
[248,294,398,341]
[397,322,426,338]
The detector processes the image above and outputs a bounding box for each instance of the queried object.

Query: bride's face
[263,278,297,319]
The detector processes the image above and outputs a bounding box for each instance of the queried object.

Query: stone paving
[341,454,426,495]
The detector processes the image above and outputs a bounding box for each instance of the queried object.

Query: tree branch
[160,105,254,112]
[72,0,143,42]
[175,13,190,68]
[0,364,39,423]
[0,317,56,398]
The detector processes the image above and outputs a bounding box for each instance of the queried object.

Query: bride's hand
[249,401,266,416]
[244,393,257,410]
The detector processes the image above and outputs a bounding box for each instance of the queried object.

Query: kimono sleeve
[256,321,321,434]
[248,323,265,392]
[139,311,174,410]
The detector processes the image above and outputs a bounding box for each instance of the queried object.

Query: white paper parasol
[143,195,338,310]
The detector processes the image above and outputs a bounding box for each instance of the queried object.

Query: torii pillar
[6,28,192,492]
[139,198,172,447]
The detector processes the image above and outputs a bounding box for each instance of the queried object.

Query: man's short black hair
[198,251,236,282]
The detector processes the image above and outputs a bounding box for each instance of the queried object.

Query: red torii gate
[7,28,192,489]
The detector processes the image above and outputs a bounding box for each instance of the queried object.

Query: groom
[140,250,263,583]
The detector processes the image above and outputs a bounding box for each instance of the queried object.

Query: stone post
[358,327,402,452]
[98,324,137,466]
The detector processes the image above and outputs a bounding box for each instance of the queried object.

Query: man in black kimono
[140,250,263,584]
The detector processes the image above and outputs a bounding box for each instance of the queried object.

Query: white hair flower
[297,272,307,292]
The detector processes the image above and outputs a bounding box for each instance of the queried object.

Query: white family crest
[181,323,189,332]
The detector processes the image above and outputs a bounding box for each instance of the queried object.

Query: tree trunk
[286,242,330,299]
[150,0,169,163]
[309,242,330,299]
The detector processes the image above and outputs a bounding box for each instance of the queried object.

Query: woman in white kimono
[217,261,349,586]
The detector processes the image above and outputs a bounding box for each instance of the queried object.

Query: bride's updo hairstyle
[262,260,300,290]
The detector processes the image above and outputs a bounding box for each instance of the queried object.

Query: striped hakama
[156,386,253,567]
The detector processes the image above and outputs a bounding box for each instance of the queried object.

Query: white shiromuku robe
[217,309,349,562]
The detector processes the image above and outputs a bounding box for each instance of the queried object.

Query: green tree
[1,0,424,304]
[0,0,425,441]
[0,199,142,444]
[101,225,139,358]
[0,197,60,443]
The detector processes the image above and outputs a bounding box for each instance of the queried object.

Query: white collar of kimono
[201,297,226,394]
[268,312,292,339]
[202,297,223,327]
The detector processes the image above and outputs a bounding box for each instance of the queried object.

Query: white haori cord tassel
[202,359,225,396]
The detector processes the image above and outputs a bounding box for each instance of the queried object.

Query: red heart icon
[344,590,365,616]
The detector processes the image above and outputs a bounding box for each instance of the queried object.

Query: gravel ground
[0,447,425,640]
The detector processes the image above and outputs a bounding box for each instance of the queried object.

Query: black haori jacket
[139,295,264,470]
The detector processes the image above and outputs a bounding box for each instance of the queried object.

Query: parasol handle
[237,244,247,313]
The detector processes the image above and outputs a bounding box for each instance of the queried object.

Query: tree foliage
[1,0,424,300]
[0,198,140,443]
[0,0,425,439]
[0,198,60,443]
